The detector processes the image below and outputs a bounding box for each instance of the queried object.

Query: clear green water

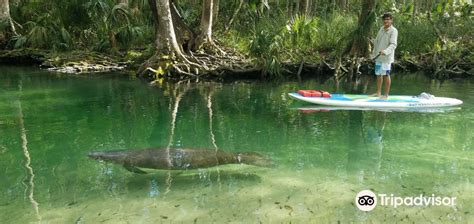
[0,66,472,223]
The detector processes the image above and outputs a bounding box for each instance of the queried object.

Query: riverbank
[0,48,471,82]
[1,1,472,82]
[0,49,128,73]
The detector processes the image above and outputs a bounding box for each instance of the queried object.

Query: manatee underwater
[88,148,274,174]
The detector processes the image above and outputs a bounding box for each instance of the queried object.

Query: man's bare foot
[380,95,388,100]
[369,93,381,97]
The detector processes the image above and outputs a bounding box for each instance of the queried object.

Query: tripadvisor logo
[355,190,377,211]
[355,190,456,211]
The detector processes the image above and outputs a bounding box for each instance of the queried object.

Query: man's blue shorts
[375,63,391,76]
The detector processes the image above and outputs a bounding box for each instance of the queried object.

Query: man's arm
[382,29,398,55]
[371,28,383,59]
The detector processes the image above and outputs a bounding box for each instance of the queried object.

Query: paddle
[372,52,381,60]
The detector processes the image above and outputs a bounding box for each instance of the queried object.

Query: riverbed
[0,66,472,223]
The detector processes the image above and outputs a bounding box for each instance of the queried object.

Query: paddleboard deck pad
[288,93,463,108]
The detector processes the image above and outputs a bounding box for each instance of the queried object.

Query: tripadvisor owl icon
[355,190,377,211]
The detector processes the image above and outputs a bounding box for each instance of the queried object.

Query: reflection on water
[346,111,386,184]
[17,80,41,222]
[0,66,473,223]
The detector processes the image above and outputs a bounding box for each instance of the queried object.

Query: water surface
[0,66,472,223]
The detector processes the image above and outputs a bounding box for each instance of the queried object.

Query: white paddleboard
[288,93,463,108]
[292,105,462,113]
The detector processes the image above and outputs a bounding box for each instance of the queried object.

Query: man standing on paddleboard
[371,13,398,100]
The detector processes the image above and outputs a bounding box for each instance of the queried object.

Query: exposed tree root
[137,39,254,83]
[198,39,226,56]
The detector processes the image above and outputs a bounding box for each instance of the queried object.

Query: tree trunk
[295,0,300,16]
[170,1,196,51]
[300,0,310,17]
[148,0,159,32]
[0,0,9,19]
[307,0,313,16]
[338,0,347,12]
[212,0,219,25]
[149,0,184,58]
[156,0,182,57]
[108,31,119,53]
[312,0,318,16]
[0,0,13,48]
[349,0,376,57]
[424,0,433,13]
[286,0,292,17]
[196,0,213,49]
[259,0,264,18]
[138,0,190,79]
[412,0,418,21]
[225,0,243,32]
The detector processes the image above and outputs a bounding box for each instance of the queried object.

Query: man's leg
[376,75,383,97]
[382,75,391,99]
[372,76,383,97]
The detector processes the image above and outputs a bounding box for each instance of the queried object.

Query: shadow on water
[125,169,263,192]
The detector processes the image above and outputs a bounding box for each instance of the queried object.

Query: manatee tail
[238,152,275,168]
[87,151,105,160]
[87,150,128,163]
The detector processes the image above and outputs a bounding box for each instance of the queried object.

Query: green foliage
[245,15,322,77]
[61,0,93,29]
[12,36,27,49]
[14,13,72,50]
[238,12,360,76]
[434,39,465,65]
[2,0,472,79]
[281,16,318,52]
[175,1,201,29]
[8,0,153,52]
[316,13,357,55]
[249,30,276,57]
[0,19,10,31]
[84,0,152,51]
[395,1,473,57]
[248,29,282,77]
[235,12,359,74]
[396,16,438,55]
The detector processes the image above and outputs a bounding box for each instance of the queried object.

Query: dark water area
[0,66,472,223]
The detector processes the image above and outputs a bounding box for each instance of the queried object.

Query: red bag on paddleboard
[298,90,331,98]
